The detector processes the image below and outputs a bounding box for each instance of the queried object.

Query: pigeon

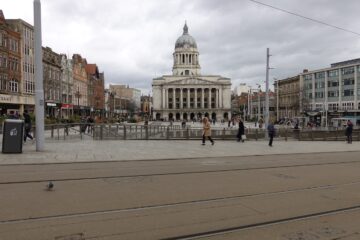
[46,181,54,191]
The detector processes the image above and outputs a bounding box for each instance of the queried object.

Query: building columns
[187,88,190,108]
[215,88,219,108]
[208,88,212,109]
[162,88,165,109]
[180,88,183,109]
[201,88,204,109]
[173,88,176,109]
[194,88,198,109]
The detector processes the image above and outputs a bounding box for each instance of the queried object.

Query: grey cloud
[3,0,360,93]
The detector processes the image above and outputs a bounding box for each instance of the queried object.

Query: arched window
[182,54,185,63]
[185,70,189,75]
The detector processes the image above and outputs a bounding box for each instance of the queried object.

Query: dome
[175,23,197,49]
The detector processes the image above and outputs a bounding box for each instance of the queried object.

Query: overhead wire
[248,0,360,37]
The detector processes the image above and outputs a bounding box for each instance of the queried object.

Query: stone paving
[0,136,359,165]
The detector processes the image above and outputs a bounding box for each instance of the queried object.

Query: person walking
[267,121,275,147]
[345,120,353,144]
[23,110,34,142]
[202,117,214,145]
[237,118,245,142]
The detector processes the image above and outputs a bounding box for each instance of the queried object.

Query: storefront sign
[0,94,12,103]
[47,103,57,107]
[0,94,35,105]
[61,104,73,109]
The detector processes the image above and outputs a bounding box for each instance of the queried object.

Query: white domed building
[152,23,232,121]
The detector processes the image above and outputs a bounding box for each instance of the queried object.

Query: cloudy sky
[2,0,360,94]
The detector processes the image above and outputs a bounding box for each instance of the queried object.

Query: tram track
[162,205,360,239]
[1,178,360,225]
[0,158,360,185]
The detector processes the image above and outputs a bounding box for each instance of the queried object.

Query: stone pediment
[169,77,214,85]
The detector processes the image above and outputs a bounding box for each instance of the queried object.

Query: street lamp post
[75,86,81,116]
[275,78,279,122]
[256,84,261,122]
[34,0,45,151]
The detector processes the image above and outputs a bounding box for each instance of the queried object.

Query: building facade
[109,84,141,116]
[60,54,74,118]
[86,64,105,114]
[300,58,360,125]
[152,23,232,121]
[72,54,89,115]
[274,75,300,121]
[6,17,35,114]
[0,11,23,116]
[43,47,62,117]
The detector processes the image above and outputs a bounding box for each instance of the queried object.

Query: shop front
[0,94,35,117]
[60,103,73,119]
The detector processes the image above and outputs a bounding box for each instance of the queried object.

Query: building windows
[315,92,324,98]
[328,91,339,97]
[327,80,339,87]
[341,67,354,75]
[8,79,19,92]
[185,70,189,75]
[328,70,339,77]
[342,102,354,110]
[315,72,325,79]
[9,38,19,53]
[305,83,312,90]
[328,103,338,110]
[304,74,312,80]
[0,74,7,90]
[0,54,7,68]
[343,89,354,97]
[342,78,354,85]
[315,82,325,89]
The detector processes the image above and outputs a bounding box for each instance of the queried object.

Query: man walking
[346,120,353,144]
[23,110,33,142]
[267,121,275,147]
[237,118,245,142]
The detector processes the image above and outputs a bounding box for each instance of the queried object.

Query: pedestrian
[345,120,353,144]
[23,110,34,142]
[237,118,245,142]
[202,117,214,146]
[267,121,276,147]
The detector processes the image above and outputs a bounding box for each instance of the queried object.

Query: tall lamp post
[274,78,279,122]
[34,0,45,151]
[75,86,81,116]
[256,84,261,122]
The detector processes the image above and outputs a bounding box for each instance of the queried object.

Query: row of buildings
[232,57,360,126]
[0,10,106,119]
[275,58,360,125]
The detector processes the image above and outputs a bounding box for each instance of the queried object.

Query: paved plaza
[0,138,359,164]
[0,138,360,239]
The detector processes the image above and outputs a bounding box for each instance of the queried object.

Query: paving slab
[0,139,359,165]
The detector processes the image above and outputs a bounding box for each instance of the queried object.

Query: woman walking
[237,118,245,142]
[202,117,214,145]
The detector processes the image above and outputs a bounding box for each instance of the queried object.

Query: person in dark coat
[23,110,34,142]
[345,120,353,144]
[267,121,276,147]
[237,119,245,142]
